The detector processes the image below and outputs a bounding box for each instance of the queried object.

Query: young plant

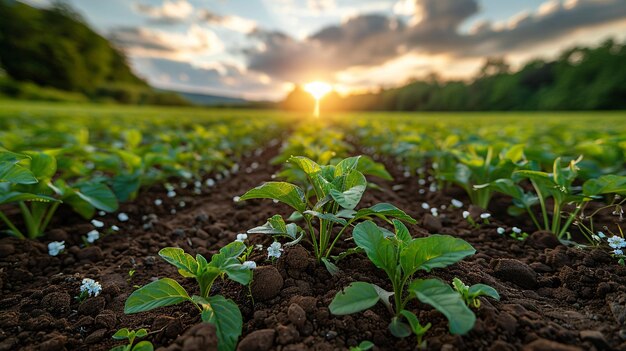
[0,149,118,239]
[329,220,486,341]
[452,278,500,308]
[110,328,153,351]
[478,157,588,238]
[440,145,525,209]
[349,341,374,351]
[240,156,416,269]
[124,242,252,351]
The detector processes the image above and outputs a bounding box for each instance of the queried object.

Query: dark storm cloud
[244,0,626,81]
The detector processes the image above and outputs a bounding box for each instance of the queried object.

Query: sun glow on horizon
[304,81,332,117]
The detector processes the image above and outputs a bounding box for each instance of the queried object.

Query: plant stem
[0,211,25,239]
[40,202,60,235]
[558,206,581,239]
[305,216,320,260]
[19,202,38,239]
[531,180,550,231]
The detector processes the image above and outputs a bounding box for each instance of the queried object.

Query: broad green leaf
[329,282,381,315]
[401,235,475,275]
[393,219,412,243]
[503,144,525,163]
[475,179,524,200]
[240,182,306,213]
[112,174,141,202]
[132,341,154,351]
[124,278,190,314]
[352,221,397,276]
[125,130,143,149]
[468,284,500,301]
[109,346,127,351]
[200,295,243,351]
[330,185,366,210]
[112,328,130,340]
[389,317,411,338]
[399,310,431,336]
[289,156,321,175]
[583,175,626,196]
[0,191,58,205]
[357,156,392,180]
[135,329,148,338]
[27,152,57,180]
[0,162,37,184]
[159,248,198,278]
[334,156,361,177]
[76,182,119,212]
[356,341,374,350]
[409,279,476,335]
[196,267,221,297]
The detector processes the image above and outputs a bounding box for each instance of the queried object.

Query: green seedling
[240,156,415,271]
[440,144,525,209]
[329,220,487,341]
[110,328,153,351]
[124,242,253,351]
[400,310,431,349]
[0,149,118,239]
[452,278,499,308]
[349,340,374,351]
[478,157,590,238]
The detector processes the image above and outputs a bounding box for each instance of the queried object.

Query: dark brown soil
[1,145,626,351]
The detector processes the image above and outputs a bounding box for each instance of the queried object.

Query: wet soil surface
[1,146,626,351]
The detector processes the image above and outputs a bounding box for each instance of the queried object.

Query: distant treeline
[0,0,188,105]
[283,39,626,111]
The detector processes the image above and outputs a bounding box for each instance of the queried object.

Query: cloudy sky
[25,0,626,100]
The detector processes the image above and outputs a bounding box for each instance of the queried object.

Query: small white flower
[194,181,202,188]
[421,203,430,210]
[430,208,438,216]
[597,231,606,238]
[251,162,259,169]
[608,236,626,249]
[86,230,100,243]
[242,261,257,269]
[167,190,176,198]
[118,213,129,222]
[98,211,106,216]
[154,199,163,206]
[429,183,437,192]
[451,199,463,208]
[48,241,65,256]
[80,278,102,297]
[614,249,624,256]
[512,227,522,234]
[91,219,104,228]
[418,179,426,186]
[497,227,505,235]
[403,171,411,178]
[592,234,601,242]
[179,201,186,208]
[462,211,470,219]
[170,209,177,214]
[205,178,216,187]
[233,196,241,202]
[255,244,264,251]
[480,213,491,219]
[111,225,120,231]
[440,205,447,210]
[236,233,248,242]
[418,189,425,194]
[267,242,283,259]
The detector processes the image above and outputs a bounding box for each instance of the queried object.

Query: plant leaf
[329,282,382,315]
[468,284,500,301]
[389,317,411,338]
[200,295,243,351]
[304,210,348,226]
[240,182,306,213]
[352,221,397,276]
[409,278,476,335]
[112,328,130,340]
[583,175,626,196]
[132,341,154,351]
[288,156,321,175]
[330,185,366,210]
[124,278,190,314]
[0,191,59,205]
[159,247,198,278]
[76,182,119,212]
[401,235,475,274]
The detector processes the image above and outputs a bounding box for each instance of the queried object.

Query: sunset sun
[304,81,332,117]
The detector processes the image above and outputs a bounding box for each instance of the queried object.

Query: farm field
[1,101,626,351]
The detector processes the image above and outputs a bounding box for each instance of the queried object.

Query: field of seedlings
[2,101,626,351]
